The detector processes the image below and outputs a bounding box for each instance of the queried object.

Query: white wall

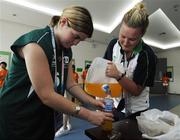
[157,48,180,94]
[0,19,106,70]
[72,41,106,83]
[0,20,37,52]
[72,41,106,68]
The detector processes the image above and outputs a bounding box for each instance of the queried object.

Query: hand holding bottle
[101,84,114,131]
[86,110,113,126]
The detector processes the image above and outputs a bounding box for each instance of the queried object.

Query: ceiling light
[143,8,180,49]
[2,0,61,16]
[157,9,179,34]
[3,0,179,50]
[143,38,180,49]
[2,0,142,33]
[104,0,143,33]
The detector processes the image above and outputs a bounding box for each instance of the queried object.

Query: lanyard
[50,27,64,93]
[61,52,64,93]
[124,53,128,72]
[123,52,134,71]
[123,52,135,114]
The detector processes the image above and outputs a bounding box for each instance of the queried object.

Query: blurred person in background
[81,64,90,89]
[0,61,8,88]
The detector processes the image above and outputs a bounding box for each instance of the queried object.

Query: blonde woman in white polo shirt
[104,2,157,120]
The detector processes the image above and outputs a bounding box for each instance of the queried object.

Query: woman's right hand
[87,110,114,126]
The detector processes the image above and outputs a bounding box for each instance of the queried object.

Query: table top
[85,119,146,140]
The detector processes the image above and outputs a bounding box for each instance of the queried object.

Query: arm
[117,75,144,96]
[19,43,112,125]
[106,62,144,96]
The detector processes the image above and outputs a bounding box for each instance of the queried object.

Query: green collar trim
[133,40,143,55]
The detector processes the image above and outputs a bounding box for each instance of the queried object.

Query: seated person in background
[104,2,157,120]
[0,61,8,88]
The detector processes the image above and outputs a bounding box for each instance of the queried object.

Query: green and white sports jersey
[0,26,72,140]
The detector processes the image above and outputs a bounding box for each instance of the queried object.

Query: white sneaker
[55,123,72,137]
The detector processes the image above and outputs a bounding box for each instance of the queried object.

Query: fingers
[107,61,113,65]
[105,67,114,77]
[98,100,105,108]
[104,112,114,121]
[104,112,113,117]
[106,62,114,72]
[94,99,105,109]
[106,63,117,72]
[100,111,114,122]
[105,116,114,122]
[89,111,114,126]
[106,65,113,75]
[106,63,120,79]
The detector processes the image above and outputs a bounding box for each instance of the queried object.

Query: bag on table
[136,109,180,140]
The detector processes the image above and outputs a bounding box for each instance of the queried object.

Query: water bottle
[101,84,114,132]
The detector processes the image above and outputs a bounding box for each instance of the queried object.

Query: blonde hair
[61,6,93,38]
[122,3,149,35]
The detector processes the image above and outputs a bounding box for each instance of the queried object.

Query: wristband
[67,84,78,91]
[116,73,125,81]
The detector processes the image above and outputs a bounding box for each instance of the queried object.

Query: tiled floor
[54,117,93,140]
[169,104,180,117]
[149,94,180,110]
